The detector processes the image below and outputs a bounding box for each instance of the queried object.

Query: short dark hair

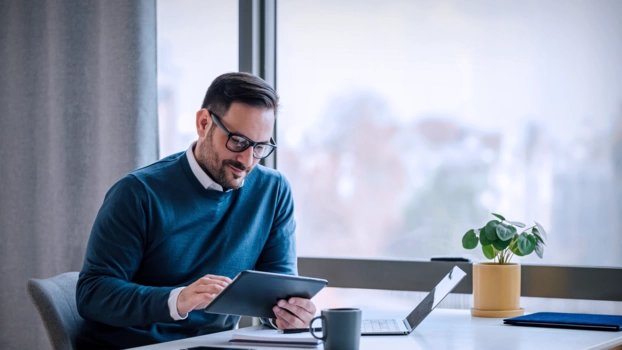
[201,72,279,118]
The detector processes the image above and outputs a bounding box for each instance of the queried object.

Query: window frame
[239,0,277,169]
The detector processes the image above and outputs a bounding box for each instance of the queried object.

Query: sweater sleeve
[255,174,297,275]
[76,175,174,327]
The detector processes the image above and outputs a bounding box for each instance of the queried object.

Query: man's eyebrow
[218,115,272,143]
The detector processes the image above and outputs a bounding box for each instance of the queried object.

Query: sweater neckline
[179,153,235,200]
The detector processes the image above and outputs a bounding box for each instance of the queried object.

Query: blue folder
[504,312,622,331]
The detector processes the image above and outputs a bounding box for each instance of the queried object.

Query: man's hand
[177,274,232,317]
[272,297,317,329]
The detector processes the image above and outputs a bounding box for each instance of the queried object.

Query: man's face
[194,102,275,191]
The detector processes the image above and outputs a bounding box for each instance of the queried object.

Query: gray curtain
[0,1,158,348]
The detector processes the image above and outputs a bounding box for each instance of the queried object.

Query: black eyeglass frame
[208,110,277,159]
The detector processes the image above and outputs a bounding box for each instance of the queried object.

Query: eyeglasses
[209,110,277,159]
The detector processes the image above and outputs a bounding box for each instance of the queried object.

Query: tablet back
[203,270,328,318]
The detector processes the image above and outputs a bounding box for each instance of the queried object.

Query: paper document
[230,328,322,347]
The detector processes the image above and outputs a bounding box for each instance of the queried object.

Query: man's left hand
[272,297,317,329]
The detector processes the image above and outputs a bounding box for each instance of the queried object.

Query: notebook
[230,328,322,348]
[504,312,622,331]
[361,265,467,335]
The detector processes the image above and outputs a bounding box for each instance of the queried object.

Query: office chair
[27,272,84,350]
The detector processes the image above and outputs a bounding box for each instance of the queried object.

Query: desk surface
[128,309,622,350]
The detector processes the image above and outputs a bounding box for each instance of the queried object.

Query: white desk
[128,309,622,350]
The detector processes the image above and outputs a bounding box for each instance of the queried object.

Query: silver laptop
[361,265,467,335]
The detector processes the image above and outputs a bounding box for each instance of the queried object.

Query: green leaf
[517,233,536,255]
[482,244,495,259]
[492,236,512,251]
[492,213,506,221]
[496,224,516,241]
[462,229,479,249]
[526,234,537,255]
[534,221,548,240]
[535,241,544,259]
[508,237,523,256]
[532,229,546,245]
[484,220,500,242]
[479,227,492,246]
[507,221,526,228]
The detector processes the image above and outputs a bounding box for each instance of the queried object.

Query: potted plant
[461,213,547,317]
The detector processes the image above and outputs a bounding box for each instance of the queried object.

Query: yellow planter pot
[470,262,525,318]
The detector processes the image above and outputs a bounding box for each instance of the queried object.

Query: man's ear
[196,109,212,137]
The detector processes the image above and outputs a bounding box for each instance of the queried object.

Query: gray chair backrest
[27,272,84,350]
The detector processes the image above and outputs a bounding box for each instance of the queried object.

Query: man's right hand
[176,274,232,317]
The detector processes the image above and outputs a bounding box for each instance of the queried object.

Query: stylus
[282,327,322,334]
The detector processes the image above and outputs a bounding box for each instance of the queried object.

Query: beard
[197,128,254,191]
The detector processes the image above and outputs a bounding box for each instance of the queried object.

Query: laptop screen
[404,265,467,331]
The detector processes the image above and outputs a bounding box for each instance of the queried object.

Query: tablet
[203,270,328,319]
[504,312,622,331]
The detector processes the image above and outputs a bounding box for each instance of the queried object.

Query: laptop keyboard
[361,319,401,332]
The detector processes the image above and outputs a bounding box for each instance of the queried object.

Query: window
[157,0,238,158]
[277,0,622,266]
[310,288,622,315]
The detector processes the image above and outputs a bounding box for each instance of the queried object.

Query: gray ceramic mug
[309,308,362,350]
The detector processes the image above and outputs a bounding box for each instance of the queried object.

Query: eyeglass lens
[226,135,275,159]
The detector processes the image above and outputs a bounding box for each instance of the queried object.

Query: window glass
[313,288,622,316]
[277,0,622,266]
[157,0,238,158]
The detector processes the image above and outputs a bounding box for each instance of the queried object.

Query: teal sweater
[76,152,297,349]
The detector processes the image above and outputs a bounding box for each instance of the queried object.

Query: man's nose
[237,146,254,167]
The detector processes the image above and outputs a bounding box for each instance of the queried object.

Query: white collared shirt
[184,142,244,191]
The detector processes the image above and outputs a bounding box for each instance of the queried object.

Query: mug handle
[309,316,325,341]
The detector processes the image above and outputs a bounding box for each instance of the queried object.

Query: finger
[194,293,219,310]
[192,283,226,295]
[204,274,233,283]
[197,279,230,289]
[203,277,230,285]
[277,301,313,325]
[277,300,309,318]
[286,297,316,315]
[274,313,297,330]
[274,318,291,330]
[199,279,229,288]
[273,305,306,328]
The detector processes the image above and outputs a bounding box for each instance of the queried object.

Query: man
[76,72,316,349]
